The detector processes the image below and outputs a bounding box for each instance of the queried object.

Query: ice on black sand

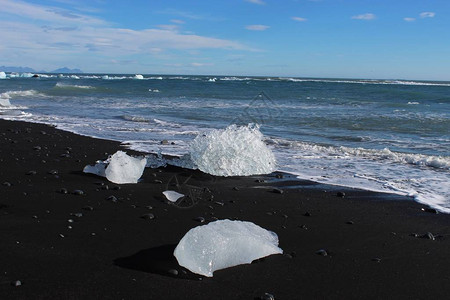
[173,219,283,277]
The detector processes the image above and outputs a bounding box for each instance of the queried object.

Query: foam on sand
[174,219,283,277]
[189,124,276,176]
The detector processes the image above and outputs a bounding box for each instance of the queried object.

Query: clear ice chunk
[105,151,147,184]
[162,190,185,202]
[189,124,276,177]
[83,160,108,177]
[173,219,283,277]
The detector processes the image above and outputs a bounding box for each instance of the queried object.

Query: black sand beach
[1,119,449,299]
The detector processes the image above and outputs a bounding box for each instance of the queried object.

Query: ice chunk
[134,74,144,79]
[189,124,276,176]
[83,160,108,177]
[0,72,6,79]
[162,190,185,202]
[174,219,283,277]
[105,151,147,184]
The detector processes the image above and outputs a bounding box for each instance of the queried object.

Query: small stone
[111,185,121,190]
[337,192,346,198]
[299,224,308,230]
[101,185,110,190]
[72,190,85,196]
[304,212,311,217]
[2,182,11,187]
[272,188,283,194]
[423,232,435,240]
[153,179,163,184]
[59,234,65,238]
[33,146,41,151]
[233,186,240,191]
[168,269,178,276]
[140,213,155,220]
[371,258,382,263]
[82,206,94,211]
[146,206,153,210]
[26,170,37,175]
[48,170,58,175]
[215,201,225,206]
[59,188,68,194]
[255,179,265,183]
[315,249,328,256]
[346,221,354,225]
[11,280,22,287]
[422,208,438,214]
[261,292,275,300]
[275,174,283,179]
[70,212,83,218]
[193,216,206,223]
[106,195,118,202]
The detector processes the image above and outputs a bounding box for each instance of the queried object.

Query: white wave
[0,90,39,100]
[121,115,150,123]
[55,82,95,89]
[407,102,420,105]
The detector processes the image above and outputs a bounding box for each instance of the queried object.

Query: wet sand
[1,119,449,299]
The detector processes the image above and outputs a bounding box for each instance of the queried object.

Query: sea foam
[189,124,276,176]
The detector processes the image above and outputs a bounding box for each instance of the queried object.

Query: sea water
[0,73,449,212]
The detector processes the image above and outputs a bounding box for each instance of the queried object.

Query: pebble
[70,212,83,218]
[11,280,22,287]
[275,174,283,179]
[59,188,68,194]
[194,216,206,223]
[26,170,37,175]
[315,249,328,256]
[153,179,163,184]
[346,221,354,225]
[48,170,59,175]
[2,181,12,187]
[299,224,308,230]
[272,188,283,194]
[371,258,382,263]
[106,195,118,202]
[72,189,85,196]
[423,232,435,240]
[140,213,155,220]
[168,269,178,276]
[233,186,240,191]
[33,146,41,151]
[82,206,94,211]
[337,191,346,198]
[304,212,311,217]
[260,293,275,300]
[422,208,438,214]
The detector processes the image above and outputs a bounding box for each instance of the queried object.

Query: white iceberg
[174,219,283,277]
[134,74,144,80]
[0,71,6,79]
[162,190,185,203]
[83,151,146,184]
[105,151,147,184]
[189,124,276,176]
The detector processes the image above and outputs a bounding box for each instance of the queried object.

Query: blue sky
[0,0,449,80]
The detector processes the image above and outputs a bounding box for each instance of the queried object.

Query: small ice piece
[105,151,147,184]
[162,190,185,202]
[134,74,144,79]
[0,71,6,79]
[174,219,283,277]
[189,124,276,176]
[83,161,108,177]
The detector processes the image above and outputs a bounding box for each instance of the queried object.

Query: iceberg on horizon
[174,219,283,277]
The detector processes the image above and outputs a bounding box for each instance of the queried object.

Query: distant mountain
[0,66,83,74]
[51,67,83,74]
[0,66,36,73]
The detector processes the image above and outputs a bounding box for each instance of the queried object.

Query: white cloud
[245,24,270,31]
[245,0,266,5]
[404,17,416,22]
[420,12,435,18]
[351,13,376,20]
[292,17,307,22]
[171,19,185,24]
[190,62,214,67]
[157,24,179,31]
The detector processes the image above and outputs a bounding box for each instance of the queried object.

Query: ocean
[1,72,449,212]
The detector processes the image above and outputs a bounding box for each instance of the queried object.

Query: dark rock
[272,188,283,194]
[299,224,308,230]
[26,170,37,175]
[371,258,382,263]
[106,195,118,202]
[260,292,275,300]
[111,185,121,190]
[72,189,85,196]
[422,207,438,214]
[194,216,206,223]
[3,181,12,187]
[48,170,58,175]
[101,185,110,190]
[337,191,346,198]
[58,188,68,194]
[304,212,311,217]
[255,179,265,183]
[168,269,178,276]
[140,213,155,220]
[346,221,354,225]
[233,186,240,191]
[70,212,83,218]
[11,280,22,287]
[153,179,163,184]
[315,249,328,256]
[275,174,283,179]
[32,74,39,78]
[82,206,94,211]
[423,232,435,240]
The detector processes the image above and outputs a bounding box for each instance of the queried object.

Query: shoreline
[1,119,449,299]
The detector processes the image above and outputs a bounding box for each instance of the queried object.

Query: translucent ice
[105,151,147,184]
[173,219,283,277]
[162,190,185,202]
[83,160,108,177]
[189,124,276,176]
[134,74,144,79]
[0,72,6,79]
